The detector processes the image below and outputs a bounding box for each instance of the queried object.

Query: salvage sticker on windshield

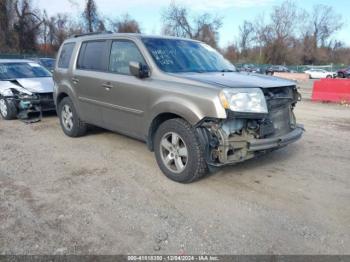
[28,63,41,67]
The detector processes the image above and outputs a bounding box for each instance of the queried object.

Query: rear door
[100,39,151,139]
[73,40,109,126]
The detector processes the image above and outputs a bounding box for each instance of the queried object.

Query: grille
[268,105,292,136]
[36,93,54,101]
[264,86,294,110]
[262,86,295,137]
[35,93,55,111]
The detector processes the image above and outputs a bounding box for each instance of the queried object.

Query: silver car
[54,33,303,183]
[0,59,55,122]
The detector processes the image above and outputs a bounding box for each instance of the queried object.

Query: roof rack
[73,31,113,38]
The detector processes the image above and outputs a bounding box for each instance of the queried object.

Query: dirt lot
[1,99,350,255]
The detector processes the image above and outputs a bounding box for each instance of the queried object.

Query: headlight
[219,88,268,114]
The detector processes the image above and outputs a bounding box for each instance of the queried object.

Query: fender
[54,80,82,116]
[147,96,206,128]
[0,81,32,97]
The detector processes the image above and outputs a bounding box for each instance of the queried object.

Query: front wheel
[154,118,208,183]
[0,97,17,120]
[58,97,87,137]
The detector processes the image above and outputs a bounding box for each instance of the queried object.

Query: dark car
[337,67,350,78]
[266,65,290,75]
[239,64,262,74]
[29,58,56,72]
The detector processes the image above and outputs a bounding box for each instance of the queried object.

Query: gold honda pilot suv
[53,33,303,183]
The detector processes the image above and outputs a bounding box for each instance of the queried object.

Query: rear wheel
[154,118,208,183]
[58,97,87,137]
[0,97,17,120]
[339,72,345,78]
[326,75,332,78]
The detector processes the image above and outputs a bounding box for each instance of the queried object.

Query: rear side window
[77,41,107,71]
[58,43,75,69]
[109,41,146,75]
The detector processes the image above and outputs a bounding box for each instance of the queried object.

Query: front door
[101,40,151,139]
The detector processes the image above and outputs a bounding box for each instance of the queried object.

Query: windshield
[40,59,55,68]
[142,38,236,73]
[0,62,51,80]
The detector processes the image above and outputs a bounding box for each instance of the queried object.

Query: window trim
[76,40,110,72]
[58,42,76,69]
[107,39,149,76]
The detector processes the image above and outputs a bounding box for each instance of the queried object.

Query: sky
[34,0,350,48]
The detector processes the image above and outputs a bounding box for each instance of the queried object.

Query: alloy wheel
[0,99,8,117]
[61,104,74,131]
[160,132,188,174]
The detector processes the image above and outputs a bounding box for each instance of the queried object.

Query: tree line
[0,0,349,65]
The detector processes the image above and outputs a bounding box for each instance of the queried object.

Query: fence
[0,53,55,59]
[235,64,347,73]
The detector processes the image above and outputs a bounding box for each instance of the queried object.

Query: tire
[0,97,17,120]
[154,118,208,183]
[326,75,332,79]
[58,97,87,137]
[339,72,345,78]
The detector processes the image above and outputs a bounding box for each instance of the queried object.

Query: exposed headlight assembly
[219,88,268,114]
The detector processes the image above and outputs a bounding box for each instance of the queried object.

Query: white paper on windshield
[28,63,41,67]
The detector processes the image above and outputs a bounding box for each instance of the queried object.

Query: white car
[304,69,337,79]
[0,59,54,122]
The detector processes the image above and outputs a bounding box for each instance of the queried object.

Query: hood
[14,77,54,93]
[174,72,296,89]
[339,68,350,73]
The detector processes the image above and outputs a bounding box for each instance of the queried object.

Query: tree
[223,43,239,63]
[111,14,141,33]
[161,3,222,48]
[193,13,222,49]
[162,2,192,38]
[14,0,43,53]
[0,0,17,51]
[311,4,343,48]
[238,20,254,58]
[82,0,100,32]
[266,0,300,64]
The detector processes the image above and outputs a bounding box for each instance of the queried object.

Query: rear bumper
[248,125,304,152]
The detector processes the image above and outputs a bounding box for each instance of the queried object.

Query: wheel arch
[55,83,81,116]
[56,92,69,108]
[147,112,190,151]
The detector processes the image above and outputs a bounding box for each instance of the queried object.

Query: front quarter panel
[145,78,227,135]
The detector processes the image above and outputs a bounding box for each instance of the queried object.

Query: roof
[66,32,199,43]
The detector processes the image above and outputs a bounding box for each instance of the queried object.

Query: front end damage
[197,86,304,166]
[1,82,55,123]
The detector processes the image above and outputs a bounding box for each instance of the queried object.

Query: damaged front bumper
[197,87,304,167]
[198,122,304,167]
[248,126,303,152]
[8,93,55,123]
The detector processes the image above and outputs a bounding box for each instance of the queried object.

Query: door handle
[72,77,79,84]
[102,82,113,91]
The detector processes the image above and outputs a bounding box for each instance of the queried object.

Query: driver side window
[109,40,146,75]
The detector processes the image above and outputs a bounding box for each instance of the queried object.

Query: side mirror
[129,61,150,79]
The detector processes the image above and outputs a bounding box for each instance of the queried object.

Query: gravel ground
[0,99,349,255]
